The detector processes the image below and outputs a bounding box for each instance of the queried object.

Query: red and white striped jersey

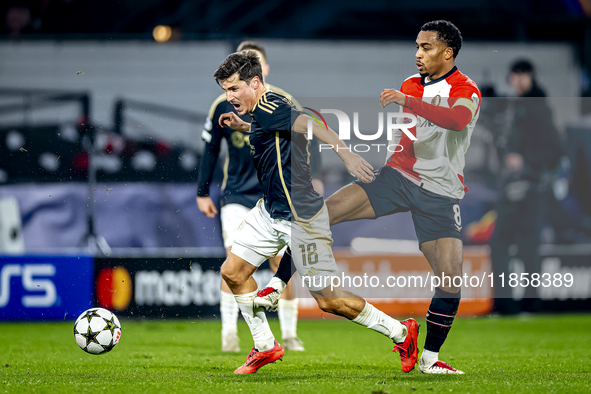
[386,66,481,200]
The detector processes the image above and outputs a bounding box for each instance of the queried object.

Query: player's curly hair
[421,20,463,58]
[214,50,263,86]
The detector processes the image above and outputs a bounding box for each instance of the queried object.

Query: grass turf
[1,314,590,393]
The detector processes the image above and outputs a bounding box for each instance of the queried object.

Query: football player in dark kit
[197,41,312,352]
[214,51,419,375]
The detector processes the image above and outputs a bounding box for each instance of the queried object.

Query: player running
[197,41,309,352]
[213,51,419,375]
[256,20,480,375]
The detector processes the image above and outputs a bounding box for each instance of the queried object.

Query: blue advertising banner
[0,255,93,320]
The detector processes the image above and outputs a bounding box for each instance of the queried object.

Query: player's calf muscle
[314,297,359,319]
[311,288,365,320]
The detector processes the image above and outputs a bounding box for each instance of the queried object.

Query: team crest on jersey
[431,95,441,106]
[231,131,250,149]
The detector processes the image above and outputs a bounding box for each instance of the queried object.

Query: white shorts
[220,203,251,249]
[222,203,287,255]
[231,199,338,292]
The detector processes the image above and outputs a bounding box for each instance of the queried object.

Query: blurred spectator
[4,3,32,38]
[1,0,116,36]
[502,60,563,176]
[490,59,564,314]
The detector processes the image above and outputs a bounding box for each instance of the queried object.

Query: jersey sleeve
[449,83,481,120]
[405,97,474,132]
[196,102,224,197]
[255,94,302,133]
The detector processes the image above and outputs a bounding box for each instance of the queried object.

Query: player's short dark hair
[237,41,268,62]
[421,20,463,58]
[213,51,263,86]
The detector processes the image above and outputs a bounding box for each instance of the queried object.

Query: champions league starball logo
[303,107,417,153]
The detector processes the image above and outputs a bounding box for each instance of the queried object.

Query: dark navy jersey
[249,91,324,221]
[197,93,262,209]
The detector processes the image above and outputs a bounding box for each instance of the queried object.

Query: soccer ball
[73,307,122,355]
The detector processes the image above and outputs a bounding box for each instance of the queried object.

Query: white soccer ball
[73,308,122,355]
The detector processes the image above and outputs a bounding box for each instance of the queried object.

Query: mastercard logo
[96,266,132,311]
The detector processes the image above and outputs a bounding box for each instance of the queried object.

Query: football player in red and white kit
[333,20,480,374]
[256,20,480,374]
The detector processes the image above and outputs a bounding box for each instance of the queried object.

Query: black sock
[424,287,461,353]
[273,247,296,284]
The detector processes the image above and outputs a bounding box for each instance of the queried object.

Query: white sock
[352,301,406,343]
[220,291,239,334]
[267,276,287,292]
[234,290,275,352]
[421,349,439,366]
[278,299,298,339]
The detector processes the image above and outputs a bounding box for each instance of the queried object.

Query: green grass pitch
[1,314,590,393]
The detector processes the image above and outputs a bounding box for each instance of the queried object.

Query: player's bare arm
[292,114,374,183]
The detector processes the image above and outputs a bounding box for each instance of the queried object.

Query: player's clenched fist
[219,112,250,132]
[380,89,406,108]
[341,151,375,183]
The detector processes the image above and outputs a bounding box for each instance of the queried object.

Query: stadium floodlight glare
[153,25,172,42]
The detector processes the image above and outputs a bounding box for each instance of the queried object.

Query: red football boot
[392,318,420,373]
[234,340,284,375]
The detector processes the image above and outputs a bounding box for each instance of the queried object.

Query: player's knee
[220,260,245,287]
[446,263,463,281]
[220,261,232,284]
[432,260,463,283]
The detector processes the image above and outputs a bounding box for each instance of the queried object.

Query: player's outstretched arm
[292,114,374,183]
[380,88,473,132]
[219,112,250,132]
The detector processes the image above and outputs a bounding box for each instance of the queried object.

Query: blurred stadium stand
[0,0,589,252]
[1,0,589,40]
[0,88,223,252]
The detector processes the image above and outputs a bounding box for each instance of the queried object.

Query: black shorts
[355,166,463,245]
